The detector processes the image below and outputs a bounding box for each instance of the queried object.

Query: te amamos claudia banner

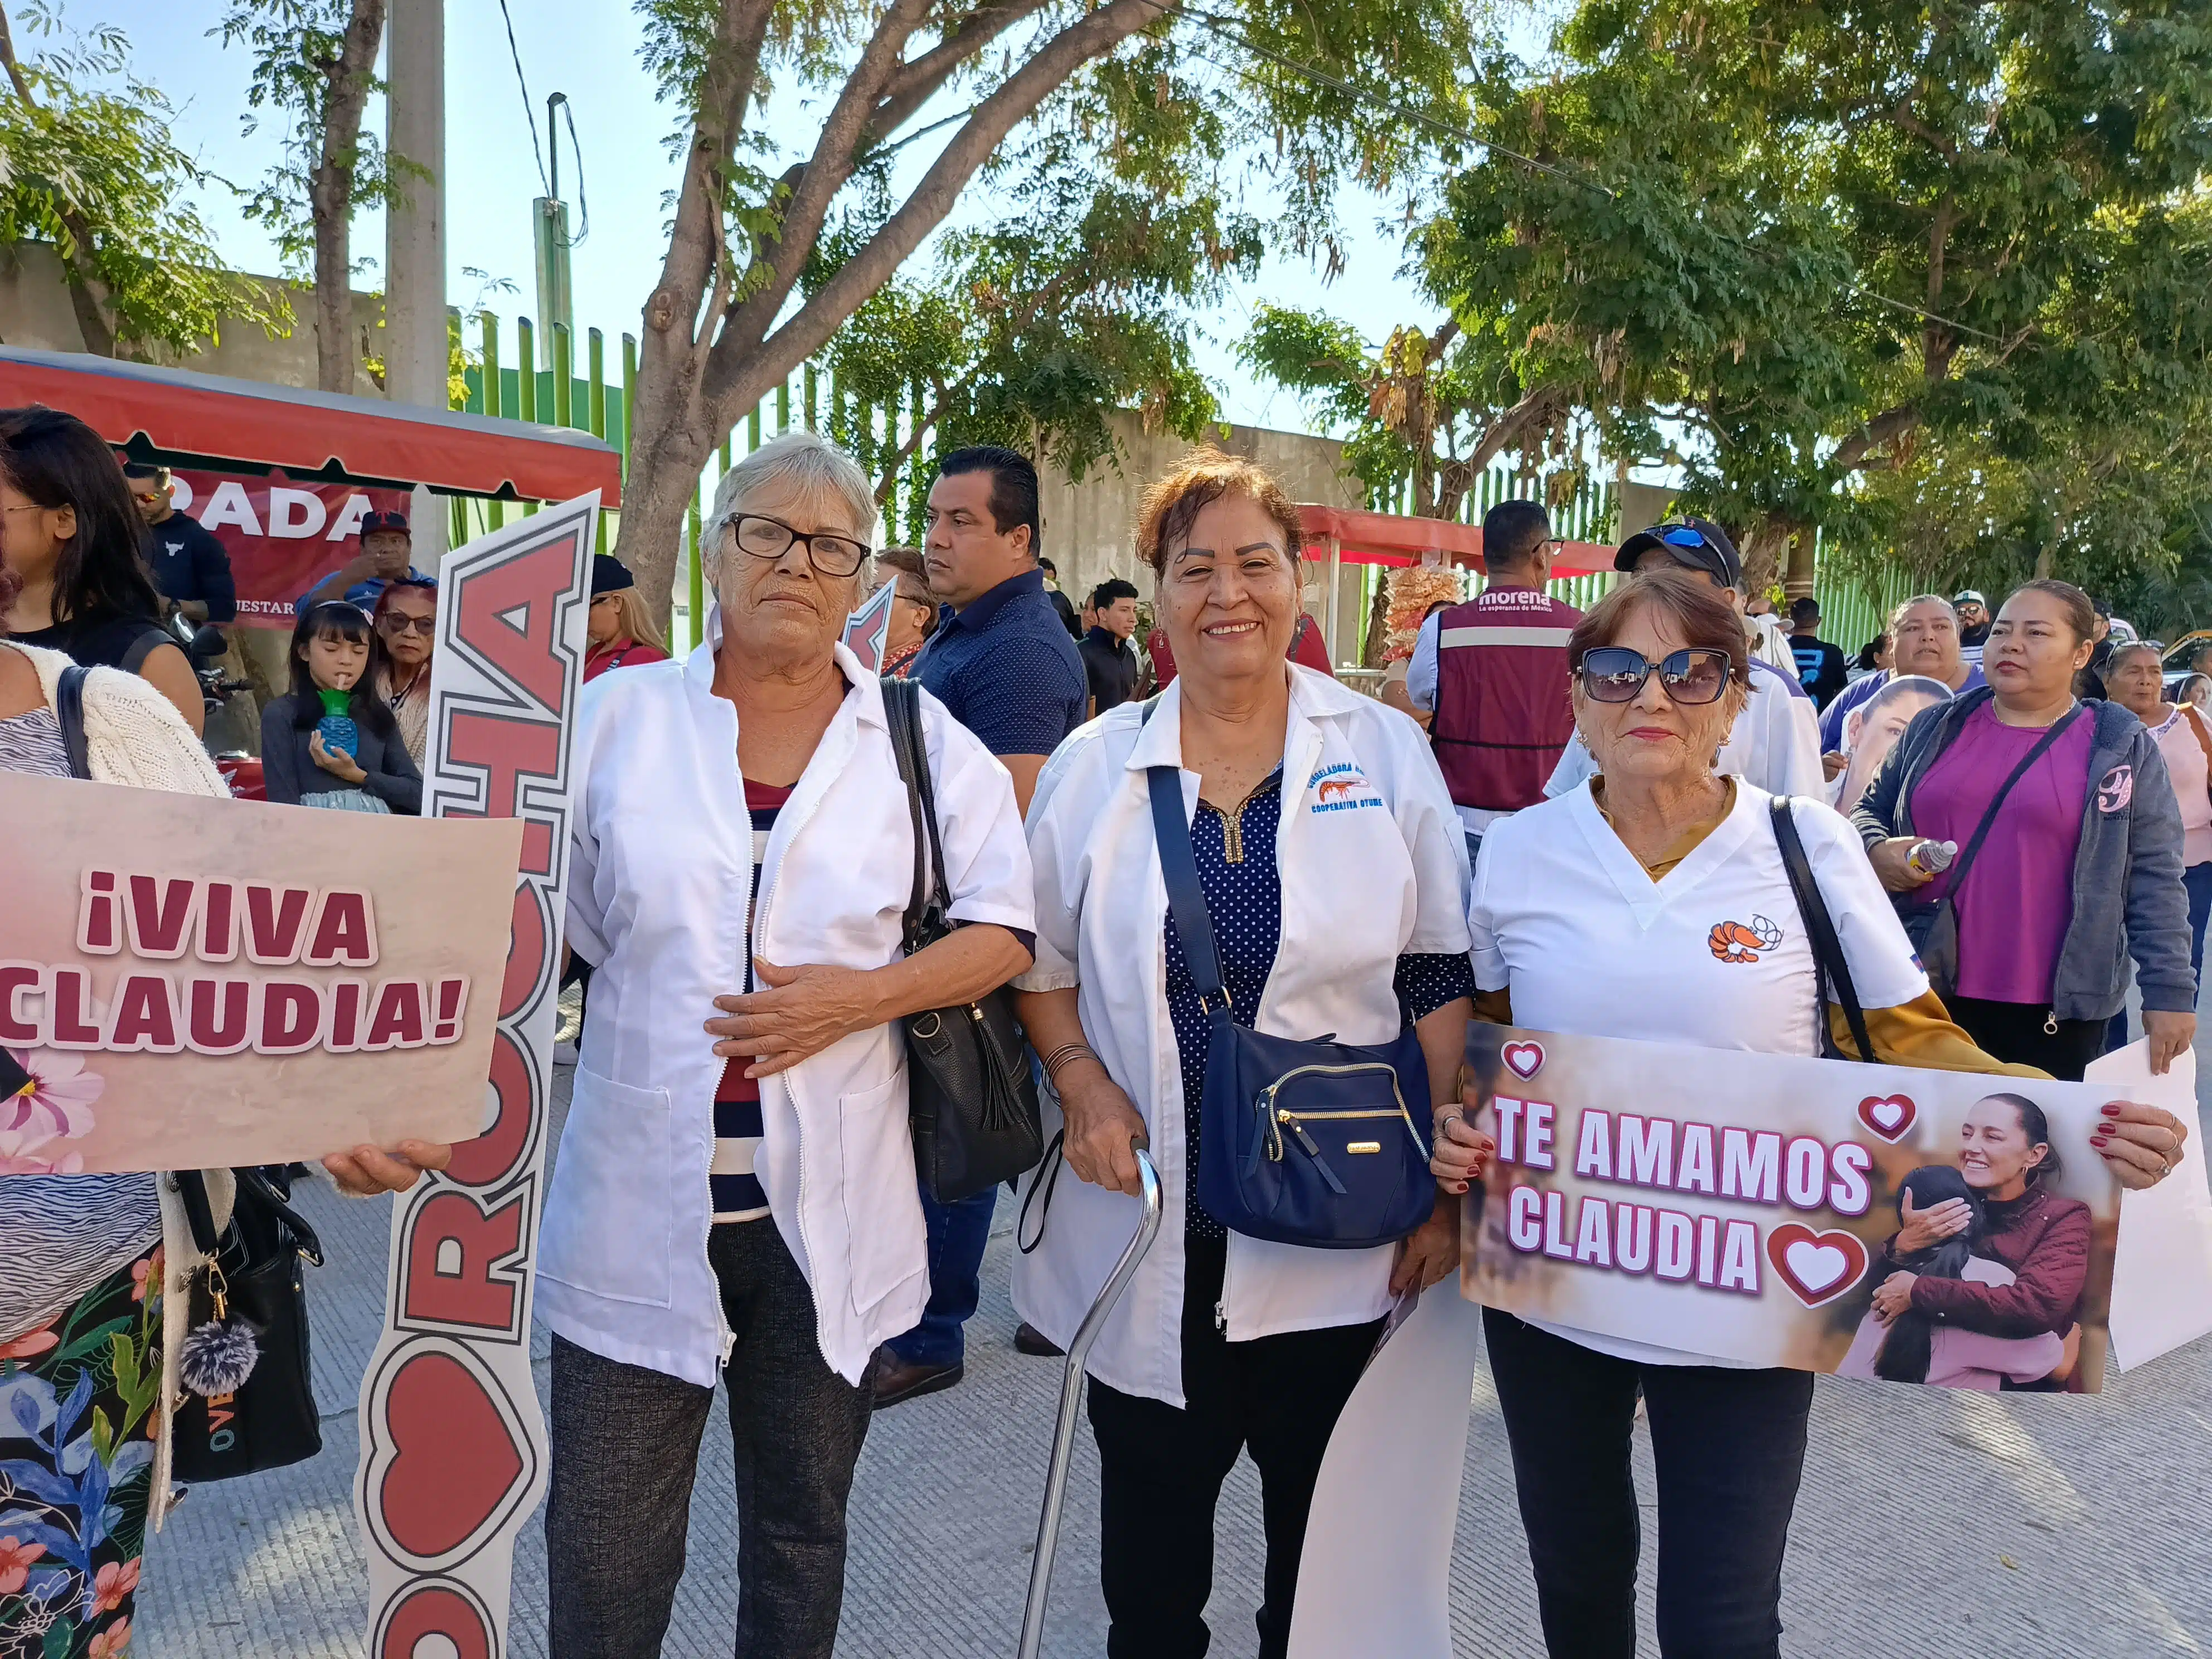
[1461,1026,2138,1392]
[0,773,520,1173]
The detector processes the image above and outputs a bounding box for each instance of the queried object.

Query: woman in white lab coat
[537,433,1036,1659]
[1012,448,1473,1659]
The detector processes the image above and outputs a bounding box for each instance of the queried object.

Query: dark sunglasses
[1578,646,1734,705]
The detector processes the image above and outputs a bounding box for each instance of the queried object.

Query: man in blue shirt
[873,446,1086,1409]
[296,510,431,614]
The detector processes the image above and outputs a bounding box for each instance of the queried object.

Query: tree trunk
[617,0,1160,632]
[309,0,386,394]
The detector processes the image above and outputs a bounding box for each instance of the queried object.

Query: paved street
[143,1049,2212,1658]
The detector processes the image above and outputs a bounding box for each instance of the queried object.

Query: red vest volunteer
[1406,501,1580,843]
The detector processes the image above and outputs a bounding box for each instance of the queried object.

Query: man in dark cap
[296,508,430,614]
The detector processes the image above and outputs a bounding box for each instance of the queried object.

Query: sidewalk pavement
[142,1065,2212,1657]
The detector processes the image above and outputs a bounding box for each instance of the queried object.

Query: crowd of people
[2,397,2205,1659]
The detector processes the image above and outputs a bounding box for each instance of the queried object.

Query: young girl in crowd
[260,600,422,813]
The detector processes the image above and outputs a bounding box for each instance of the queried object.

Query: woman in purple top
[1852,580,2195,1079]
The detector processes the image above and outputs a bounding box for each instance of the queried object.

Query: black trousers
[1948,995,2109,1081]
[1483,1309,1814,1659]
[545,1223,874,1659]
[1085,1229,1382,1659]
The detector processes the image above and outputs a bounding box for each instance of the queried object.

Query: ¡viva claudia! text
[0,871,469,1058]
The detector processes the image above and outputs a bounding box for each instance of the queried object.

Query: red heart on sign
[1856,1094,1917,1143]
[1501,1041,1545,1080]
[1765,1224,1870,1308]
[378,1351,527,1560]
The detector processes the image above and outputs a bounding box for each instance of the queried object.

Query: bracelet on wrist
[1040,1041,1097,1085]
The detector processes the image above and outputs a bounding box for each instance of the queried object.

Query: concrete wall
[0,240,389,397]
[1037,411,1365,659]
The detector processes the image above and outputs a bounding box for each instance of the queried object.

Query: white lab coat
[1545,656,1825,801]
[539,633,1036,1388]
[1011,666,1471,1407]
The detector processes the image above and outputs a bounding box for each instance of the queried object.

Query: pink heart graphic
[1856,1094,1917,1143]
[1765,1224,1870,1308]
[1501,1041,1545,1080]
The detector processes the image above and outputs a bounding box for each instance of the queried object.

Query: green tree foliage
[0,1,284,358]
[615,0,1481,627]
[818,42,1270,537]
[216,0,396,392]
[1253,0,2212,598]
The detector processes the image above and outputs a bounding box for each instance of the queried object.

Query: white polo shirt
[1469,779,1927,1365]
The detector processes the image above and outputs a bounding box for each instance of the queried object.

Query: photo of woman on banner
[1831,673,1952,816]
[1430,567,2191,1659]
[1860,1092,2092,1391]
[1837,1163,2069,1390]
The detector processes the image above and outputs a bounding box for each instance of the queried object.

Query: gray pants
[546,1222,874,1659]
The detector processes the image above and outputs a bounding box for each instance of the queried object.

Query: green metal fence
[449,315,952,651]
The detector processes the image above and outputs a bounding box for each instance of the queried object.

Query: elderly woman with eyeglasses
[536,432,1037,1659]
[1429,568,2190,1659]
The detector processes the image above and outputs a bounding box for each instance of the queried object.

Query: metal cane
[1015,1148,1162,1659]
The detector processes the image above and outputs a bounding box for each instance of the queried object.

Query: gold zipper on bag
[1254,1065,1424,1163]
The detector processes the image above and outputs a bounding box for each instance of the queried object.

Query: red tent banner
[166,469,411,628]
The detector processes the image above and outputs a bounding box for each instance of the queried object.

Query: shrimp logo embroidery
[1308,762,1383,814]
[1708,915,1784,963]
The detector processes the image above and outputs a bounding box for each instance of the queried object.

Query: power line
[1144,0,2006,346]
[493,0,550,198]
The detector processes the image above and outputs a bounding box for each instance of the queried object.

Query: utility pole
[384,0,449,570]
[533,91,575,371]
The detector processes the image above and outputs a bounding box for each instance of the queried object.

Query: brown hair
[875,545,928,584]
[1134,448,1306,576]
[2004,579,2096,643]
[1568,570,1750,686]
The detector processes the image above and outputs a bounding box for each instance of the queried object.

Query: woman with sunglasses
[1429,570,2189,1658]
[372,575,439,765]
[539,432,1036,1658]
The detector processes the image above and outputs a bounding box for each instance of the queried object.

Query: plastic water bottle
[1907,838,1957,879]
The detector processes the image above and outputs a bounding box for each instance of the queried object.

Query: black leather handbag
[169,1166,326,1483]
[881,678,1044,1202]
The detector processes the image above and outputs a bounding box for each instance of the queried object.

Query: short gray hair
[1889,593,1957,632]
[707,431,879,565]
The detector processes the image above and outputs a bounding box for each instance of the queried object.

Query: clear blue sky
[47,0,1471,432]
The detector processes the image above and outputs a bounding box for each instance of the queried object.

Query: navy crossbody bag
[1147,761,1437,1249]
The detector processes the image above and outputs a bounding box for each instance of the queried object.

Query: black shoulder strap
[118,625,170,675]
[880,677,932,952]
[55,664,93,780]
[1770,796,1875,1063]
[1148,762,1228,1013]
[1943,703,2088,893]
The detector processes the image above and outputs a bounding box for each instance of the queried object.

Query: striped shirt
[711,778,792,1223]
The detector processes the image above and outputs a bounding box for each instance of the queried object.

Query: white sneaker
[552,1040,578,1068]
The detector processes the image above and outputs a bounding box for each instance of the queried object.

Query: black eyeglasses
[1578,646,1734,705]
[726,512,869,578]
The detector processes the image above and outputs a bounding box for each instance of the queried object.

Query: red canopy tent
[0,345,622,502]
[1294,502,1615,666]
